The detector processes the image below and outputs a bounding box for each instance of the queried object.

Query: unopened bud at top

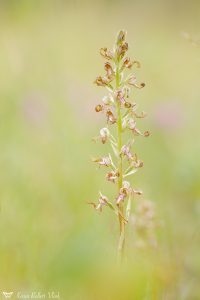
[116,30,127,45]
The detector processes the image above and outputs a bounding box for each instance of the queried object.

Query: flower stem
[116,64,125,263]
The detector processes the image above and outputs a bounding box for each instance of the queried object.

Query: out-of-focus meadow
[0,0,200,299]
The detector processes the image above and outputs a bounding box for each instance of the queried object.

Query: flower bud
[116,193,126,205]
[131,160,144,168]
[121,145,134,160]
[122,118,128,130]
[102,95,113,105]
[104,62,114,77]
[92,156,111,167]
[117,42,128,58]
[116,90,125,105]
[95,104,103,112]
[116,30,126,45]
[128,118,136,130]
[133,111,147,118]
[106,171,119,183]
[144,131,150,137]
[100,127,110,144]
[94,76,109,87]
[124,102,132,108]
[123,57,133,69]
[122,181,131,190]
[106,110,116,124]
[100,47,113,60]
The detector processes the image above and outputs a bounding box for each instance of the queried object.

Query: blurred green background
[0,0,200,299]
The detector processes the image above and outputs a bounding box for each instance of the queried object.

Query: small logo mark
[2,292,13,299]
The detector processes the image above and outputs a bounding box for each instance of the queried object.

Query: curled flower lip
[132,128,150,137]
[126,74,145,89]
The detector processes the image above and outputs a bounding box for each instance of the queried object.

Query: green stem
[116,64,125,263]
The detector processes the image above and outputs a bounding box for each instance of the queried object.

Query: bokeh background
[0,0,200,299]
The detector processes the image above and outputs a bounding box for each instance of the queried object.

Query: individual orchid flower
[106,171,120,183]
[99,127,110,144]
[92,156,111,167]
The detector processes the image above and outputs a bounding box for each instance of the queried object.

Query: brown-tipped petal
[134,82,145,89]
[133,128,149,137]
[132,189,143,195]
